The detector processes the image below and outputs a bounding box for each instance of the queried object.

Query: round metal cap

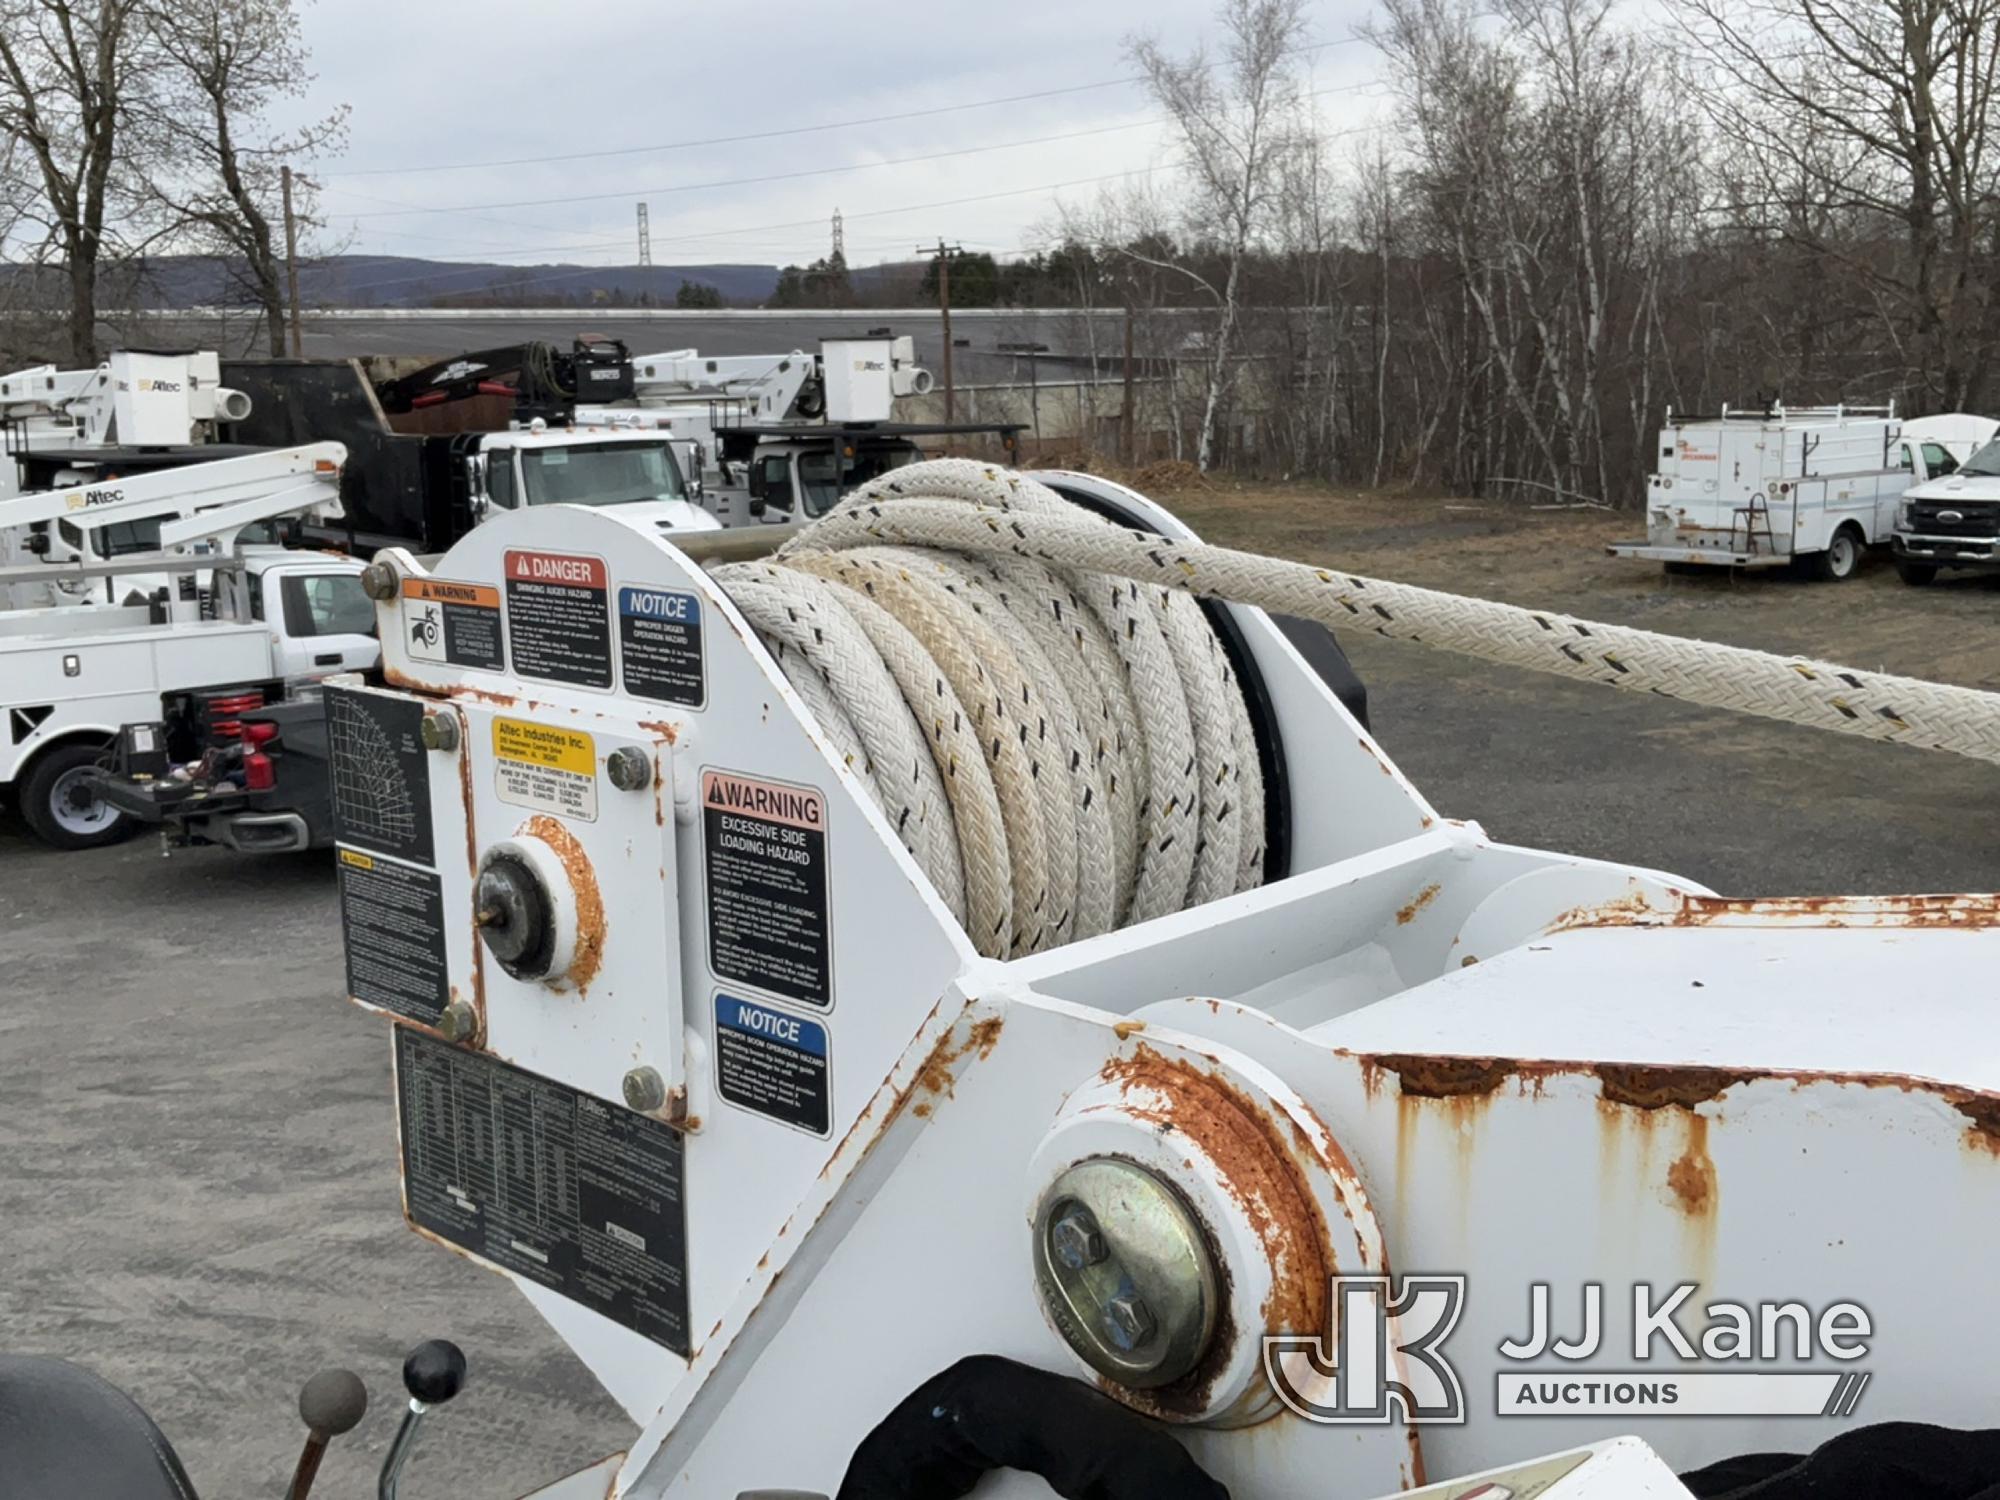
[622,1065,667,1113]
[474,854,553,978]
[606,745,651,791]
[1033,1158,1218,1390]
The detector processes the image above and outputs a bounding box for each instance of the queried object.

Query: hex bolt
[623,1066,667,1113]
[606,745,651,792]
[419,712,459,753]
[1102,1292,1157,1353]
[436,999,478,1044]
[359,562,399,601]
[1049,1205,1106,1271]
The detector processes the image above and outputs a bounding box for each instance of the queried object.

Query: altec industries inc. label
[701,770,831,1009]
[714,993,831,1136]
[402,577,503,671]
[395,1028,690,1355]
[492,717,598,822]
[503,549,612,689]
[617,586,706,707]
[337,847,447,1025]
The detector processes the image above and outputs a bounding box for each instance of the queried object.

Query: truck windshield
[519,442,686,508]
[1959,439,2000,477]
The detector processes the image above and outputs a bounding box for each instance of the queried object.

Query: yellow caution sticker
[493,717,598,822]
[338,847,375,871]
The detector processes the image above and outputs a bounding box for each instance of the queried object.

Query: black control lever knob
[401,1340,467,1406]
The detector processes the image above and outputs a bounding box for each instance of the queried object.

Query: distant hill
[2,254,783,309]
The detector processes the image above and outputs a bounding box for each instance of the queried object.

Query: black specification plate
[395,1029,690,1355]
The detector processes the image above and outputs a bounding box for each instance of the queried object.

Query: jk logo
[1264,1274,1467,1424]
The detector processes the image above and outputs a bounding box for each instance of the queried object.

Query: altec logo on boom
[1264,1278,1874,1424]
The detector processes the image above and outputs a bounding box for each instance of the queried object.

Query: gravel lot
[3,484,1995,1494]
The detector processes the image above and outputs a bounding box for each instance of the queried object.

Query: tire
[1895,560,1939,587]
[1812,526,1864,581]
[18,742,129,850]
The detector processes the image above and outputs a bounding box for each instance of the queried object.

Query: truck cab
[473,426,718,535]
[1890,423,2000,584]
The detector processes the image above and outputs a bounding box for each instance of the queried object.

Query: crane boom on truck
[0,443,375,851]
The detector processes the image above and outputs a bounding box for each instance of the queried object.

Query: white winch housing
[332,468,2000,1499]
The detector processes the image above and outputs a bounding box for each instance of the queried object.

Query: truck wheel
[1895,560,1938,586]
[19,743,128,851]
[1813,526,1864,581]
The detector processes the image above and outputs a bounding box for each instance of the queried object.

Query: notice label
[701,770,831,1008]
[338,848,447,1024]
[395,1029,690,1355]
[714,993,831,1136]
[327,687,435,866]
[504,549,612,689]
[403,577,504,671]
[618,586,705,707]
[493,717,598,822]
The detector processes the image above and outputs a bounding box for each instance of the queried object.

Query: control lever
[284,1368,368,1500]
[377,1339,467,1500]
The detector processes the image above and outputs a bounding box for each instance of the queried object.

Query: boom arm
[0,443,348,539]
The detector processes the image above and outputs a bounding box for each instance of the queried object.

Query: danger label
[403,577,503,671]
[338,847,447,1024]
[618,586,705,707]
[493,717,597,822]
[504,549,611,689]
[702,770,831,1008]
[714,993,830,1136]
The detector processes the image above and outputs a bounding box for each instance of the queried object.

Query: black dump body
[220,358,478,556]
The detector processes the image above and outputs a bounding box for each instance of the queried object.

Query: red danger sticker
[506,550,606,589]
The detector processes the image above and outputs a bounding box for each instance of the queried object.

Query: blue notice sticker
[713,993,830,1135]
[618,586,705,707]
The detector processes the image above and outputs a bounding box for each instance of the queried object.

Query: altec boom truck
[0,444,376,849]
[81,458,1974,1500]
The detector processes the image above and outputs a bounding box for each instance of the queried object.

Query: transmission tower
[830,207,845,262]
[636,202,653,266]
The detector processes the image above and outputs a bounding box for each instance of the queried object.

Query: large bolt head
[419,712,459,753]
[623,1065,667,1113]
[1049,1205,1106,1271]
[606,745,651,791]
[436,998,479,1044]
[359,562,398,601]
[1103,1292,1157,1352]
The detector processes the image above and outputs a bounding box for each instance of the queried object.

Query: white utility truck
[1608,404,1996,579]
[0,444,376,849]
[576,337,1022,525]
[1890,427,2000,583]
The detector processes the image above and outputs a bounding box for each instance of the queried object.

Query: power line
[322,39,1372,180]
[340,81,1388,224]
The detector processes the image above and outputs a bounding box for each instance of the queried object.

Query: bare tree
[0,0,154,364]
[143,0,346,355]
[1126,0,1312,470]
[1673,0,2000,411]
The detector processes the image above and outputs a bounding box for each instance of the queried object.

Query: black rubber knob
[402,1340,467,1405]
[298,1367,369,1435]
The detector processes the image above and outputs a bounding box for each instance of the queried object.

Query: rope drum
[716,459,2000,959]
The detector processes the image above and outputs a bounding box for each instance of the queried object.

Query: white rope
[714,458,2000,959]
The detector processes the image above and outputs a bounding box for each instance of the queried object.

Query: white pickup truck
[1608,405,1996,579]
[1891,428,2000,584]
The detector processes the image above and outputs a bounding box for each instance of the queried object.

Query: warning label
[327,687,435,867]
[702,770,831,1009]
[395,1028,690,1355]
[493,717,598,822]
[338,848,447,1024]
[504,549,612,689]
[403,577,503,671]
[714,993,831,1136]
[618,586,705,707]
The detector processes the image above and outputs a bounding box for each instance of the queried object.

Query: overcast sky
[282,0,1387,283]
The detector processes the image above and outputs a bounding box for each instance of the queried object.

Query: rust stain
[1395,882,1442,925]
[1956,1095,2000,1154]
[637,719,682,745]
[1113,1019,1146,1040]
[1552,891,2000,933]
[522,814,607,993]
[1599,1065,1741,1110]
[1375,1054,1516,1098]
[1666,1114,1716,1215]
[1098,1044,1331,1422]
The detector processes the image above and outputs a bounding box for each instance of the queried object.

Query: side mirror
[747,496,767,520]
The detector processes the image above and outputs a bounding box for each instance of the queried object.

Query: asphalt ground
[3,487,1996,1494]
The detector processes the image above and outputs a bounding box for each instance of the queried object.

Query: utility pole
[280,165,304,358]
[1122,305,1135,466]
[919,241,963,421]
[636,203,653,266]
